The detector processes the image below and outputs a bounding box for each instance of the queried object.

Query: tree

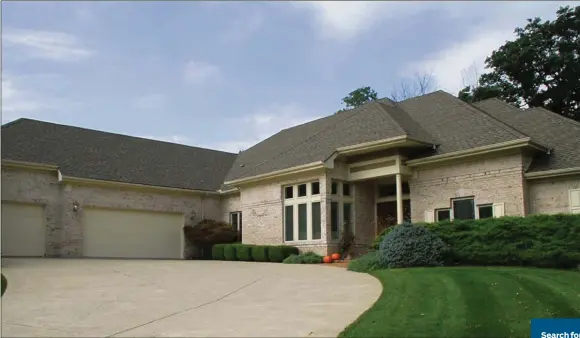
[458,6,580,122]
[390,72,437,101]
[341,86,379,109]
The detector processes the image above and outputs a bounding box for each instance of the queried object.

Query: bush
[1,274,6,297]
[251,246,269,262]
[269,245,299,262]
[223,244,238,261]
[347,251,384,273]
[236,244,254,261]
[282,252,324,264]
[379,223,449,268]
[212,244,227,260]
[370,226,396,251]
[422,214,580,269]
[183,219,239,259]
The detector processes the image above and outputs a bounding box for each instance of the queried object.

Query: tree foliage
[390,73,437,102]
[341,86,378,110]
[183,219,239,246]
[458,6,580,122]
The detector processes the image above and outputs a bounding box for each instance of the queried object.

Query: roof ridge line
[530,106,580,128]
[375,102,407,135]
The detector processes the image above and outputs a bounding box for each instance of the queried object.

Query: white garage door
[83,208,184,259]
[1,203,46,257]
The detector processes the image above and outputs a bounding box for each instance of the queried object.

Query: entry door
[376,200,411,234]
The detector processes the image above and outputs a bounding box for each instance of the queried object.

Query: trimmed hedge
[251,245,269,262]
[211,244,227,260]
[218,244,299,262]
[420,214,580,269]
[223,244,238,261]
[236,244,254,261]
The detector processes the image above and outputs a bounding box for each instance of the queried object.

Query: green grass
[340,267,580,338]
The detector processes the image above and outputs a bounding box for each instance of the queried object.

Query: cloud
[131,94,165,110]
[291,1,429,41]
[2,78,48,123]
[220,9,264,43]
[183,60,221,85]
[404,2,573,94]
[3,28,93,61]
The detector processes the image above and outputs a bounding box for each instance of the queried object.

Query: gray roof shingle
[474,99,580,172]
[1,118,238,191]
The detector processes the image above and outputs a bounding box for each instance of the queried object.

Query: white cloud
[2,78,48,123]
[183,60,221,85]
[3,28,93,61]
[220,9,264,43]
[404,2,574,94]
[131,94,165,110]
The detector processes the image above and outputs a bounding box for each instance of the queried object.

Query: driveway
[1,258,381,337]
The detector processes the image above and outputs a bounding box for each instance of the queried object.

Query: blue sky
[2,1,572,152]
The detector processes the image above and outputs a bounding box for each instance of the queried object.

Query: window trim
[427,198,505,222]
[476,204,494,219]
[330,179,355,239]
[435,208,451,221]
[452,197,476,220]
[283,180,322,243]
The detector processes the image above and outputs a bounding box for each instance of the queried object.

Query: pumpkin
[331,253,340,261]
[323,256,333,264]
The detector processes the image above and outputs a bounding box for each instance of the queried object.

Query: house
[2,91,580,259]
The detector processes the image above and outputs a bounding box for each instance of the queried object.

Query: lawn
[340,267,580,338]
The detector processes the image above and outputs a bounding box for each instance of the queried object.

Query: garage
[82,208,184,259]
[1,202,46,257]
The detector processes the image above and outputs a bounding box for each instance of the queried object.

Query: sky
[2,1,573,153]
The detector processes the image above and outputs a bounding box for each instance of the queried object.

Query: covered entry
[82,208,184,259]
[1,202,46,257]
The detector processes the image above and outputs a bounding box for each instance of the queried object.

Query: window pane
[285,186,293,199]
[298,204,307,240]
[343,183,351,196]
[298,184,307,197]
[478,205,493,219]
[231,213,238,229]
[453,199,475,220]
[343,203,352,232]
[436,209,450,221]
[331,181,338,195]
[285,205,294,241]
[312,202,321,240]
[331,201,339,239]
[311,182,320,195]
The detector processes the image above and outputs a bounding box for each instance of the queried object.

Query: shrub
[1,274,6,297]
[212,244,227,260]
[283,251,324,264]
[269,245,299,262]
[370,226,396,251]
[251,246,269,262]
[347,251,384,273]
[422,214,580,269]
[379,223,449,268]
[339,223,356,258]
[183,219,239,259]
[223,244,238,261]
[236,244,254,261]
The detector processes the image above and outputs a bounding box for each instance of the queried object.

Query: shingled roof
[225,91,550,182]
[474,98,580,172]
[1,118,237,191]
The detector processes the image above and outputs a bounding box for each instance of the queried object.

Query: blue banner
[531,319,580,338]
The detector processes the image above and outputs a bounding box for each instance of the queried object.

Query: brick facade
[408,151,527,222]
[527,176,580,214]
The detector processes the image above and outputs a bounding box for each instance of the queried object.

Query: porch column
[396,173,403,224]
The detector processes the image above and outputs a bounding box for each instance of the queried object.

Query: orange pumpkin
[323,256,333,264]
[331,253,340,261]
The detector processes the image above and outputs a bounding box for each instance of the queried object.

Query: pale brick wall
[527,176,580,214]
[239,171,329,253]
[409,152,527,222]
[220,193,241,223]
[1,167,221,258]
[353,180,375,247]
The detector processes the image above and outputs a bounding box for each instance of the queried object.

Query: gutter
[223,161,326,186]
[1,159,59,171]
[525,167,580,180]
[406,138,550,167]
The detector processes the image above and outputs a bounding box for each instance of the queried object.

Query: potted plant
[338,222,355,260]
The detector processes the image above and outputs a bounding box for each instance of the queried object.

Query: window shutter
[424,210,435,223]
[492,203,505,217]
[570,189,580,214]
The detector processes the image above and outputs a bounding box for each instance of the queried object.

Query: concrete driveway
[1,258,381,337]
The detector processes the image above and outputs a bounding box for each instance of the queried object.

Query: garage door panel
[1,203,45,257]
[83,209,183,259]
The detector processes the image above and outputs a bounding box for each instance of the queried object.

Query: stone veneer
[1,166,221,257]
[408,151,528,222]
[527,176,580,214]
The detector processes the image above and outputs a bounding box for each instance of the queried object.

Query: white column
[396,173,403,224]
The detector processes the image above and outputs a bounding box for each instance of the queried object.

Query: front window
[436,208,450,221]
[283,180,322,242]
[478,205,493,219]
[330,180,355,239]
[452,198,475,220]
